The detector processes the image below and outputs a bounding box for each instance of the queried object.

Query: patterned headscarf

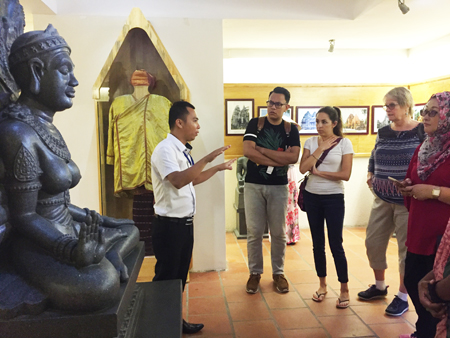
[417,91,450,181]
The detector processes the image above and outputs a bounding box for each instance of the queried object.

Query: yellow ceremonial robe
[107,94,171,195]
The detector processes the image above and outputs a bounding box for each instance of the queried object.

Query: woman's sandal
[336,298,350,309]
[312,291,327,302]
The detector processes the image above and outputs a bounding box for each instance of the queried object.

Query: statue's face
[37,48,78,112]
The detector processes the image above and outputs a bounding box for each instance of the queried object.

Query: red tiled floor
[272,308,321,330]
[281,328,329,338]
[263,291,306,309]
[179,229,416,337]
[188,296,228,316]
[188,280,223,298]
[186,314,233,336]
[233,319,281,338]
[319,314,375,338]
[228,301,271,321]
[369,322,416,338]
[224,285,263,303]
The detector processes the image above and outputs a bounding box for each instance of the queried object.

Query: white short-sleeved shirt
[304,137,354,195]
[151,133,196,217]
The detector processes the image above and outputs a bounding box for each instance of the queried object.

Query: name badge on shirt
[266,166,274,174]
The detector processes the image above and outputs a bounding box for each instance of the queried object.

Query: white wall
[223,34,450,85]
[224,49,409,84]
[32,14,225,272]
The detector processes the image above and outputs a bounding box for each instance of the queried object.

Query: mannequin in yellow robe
[106,70,171,195]
[106,70,171,255]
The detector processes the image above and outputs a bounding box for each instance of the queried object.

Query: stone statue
[0,24,139,315]
[0,0,24,109]
[236,156,248,193]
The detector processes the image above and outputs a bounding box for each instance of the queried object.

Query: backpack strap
[257,116,265,134]
[283,120,291,137]
[257,116,292,137]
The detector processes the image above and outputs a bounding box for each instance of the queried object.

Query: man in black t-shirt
[243,87,300,294]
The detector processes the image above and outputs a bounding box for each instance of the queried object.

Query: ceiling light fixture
[328,39,335,53]
[398,0,410,14]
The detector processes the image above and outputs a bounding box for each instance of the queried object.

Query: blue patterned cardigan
[368,124,425,205]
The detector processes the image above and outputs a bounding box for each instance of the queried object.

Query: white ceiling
[20,0,450,51]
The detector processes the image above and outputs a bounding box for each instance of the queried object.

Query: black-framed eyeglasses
[266,100,286,109]
[383,103,399,111]
[420,109,439,117]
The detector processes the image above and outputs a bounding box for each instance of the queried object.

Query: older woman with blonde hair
[358,87,424,316]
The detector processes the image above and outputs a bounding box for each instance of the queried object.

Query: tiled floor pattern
[181,228,417,338]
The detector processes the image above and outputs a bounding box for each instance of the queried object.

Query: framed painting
[340,106,369,134]
[413,103,425,122]
[371,105,389,134]
[225,99,254,135]
[283,107,294,121]
[258,107,293,121]
[258,106,267,117]
[296,106,321,135]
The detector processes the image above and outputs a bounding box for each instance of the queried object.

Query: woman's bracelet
[311,154,319,160]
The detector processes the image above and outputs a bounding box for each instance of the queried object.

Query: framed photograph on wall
[225,99,254,135]
[413,103,425,122]
[371,105,390,134]
[258,106,268,117]
[296,106,321,134]
[258,106,293,120]
[283,107,294,121]
[340,106,369,134]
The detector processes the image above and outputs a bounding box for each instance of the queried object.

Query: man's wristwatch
[432,186,441,199]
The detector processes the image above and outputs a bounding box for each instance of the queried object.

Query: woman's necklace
[5,103,71,161]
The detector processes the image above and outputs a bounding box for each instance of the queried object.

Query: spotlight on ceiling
[328,39,335,53]
[398,0,410,14]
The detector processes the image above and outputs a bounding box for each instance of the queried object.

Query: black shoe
[182,319,204,334]
[357,285,388,300]
[385,296,409,316]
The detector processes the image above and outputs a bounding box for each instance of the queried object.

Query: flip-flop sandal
[312,291,327,302]
[336,298,350,309]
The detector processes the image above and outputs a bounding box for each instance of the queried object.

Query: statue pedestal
[0,243,183,338]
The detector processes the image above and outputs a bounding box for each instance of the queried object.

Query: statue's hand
[72,222,106,268]
[101,215,135,228]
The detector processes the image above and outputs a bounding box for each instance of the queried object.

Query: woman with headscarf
[397,92,450,338]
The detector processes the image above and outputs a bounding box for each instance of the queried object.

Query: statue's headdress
[8,24,70,68]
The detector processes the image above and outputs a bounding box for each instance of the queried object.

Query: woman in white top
[299,106,354,308]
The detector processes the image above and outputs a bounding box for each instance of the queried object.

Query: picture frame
[340,106,369,134]
[225,99,254,135]
[371,105,389,134]
[258,106,294,121]
[283,107,294,121]
[413,103,425,122]
[296,106,321,135]
[371,103,425,134]
[258,106,267,117]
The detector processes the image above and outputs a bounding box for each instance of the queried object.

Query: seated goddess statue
[0,25,139,313]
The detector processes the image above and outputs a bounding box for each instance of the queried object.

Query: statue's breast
[38,146,81,195]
